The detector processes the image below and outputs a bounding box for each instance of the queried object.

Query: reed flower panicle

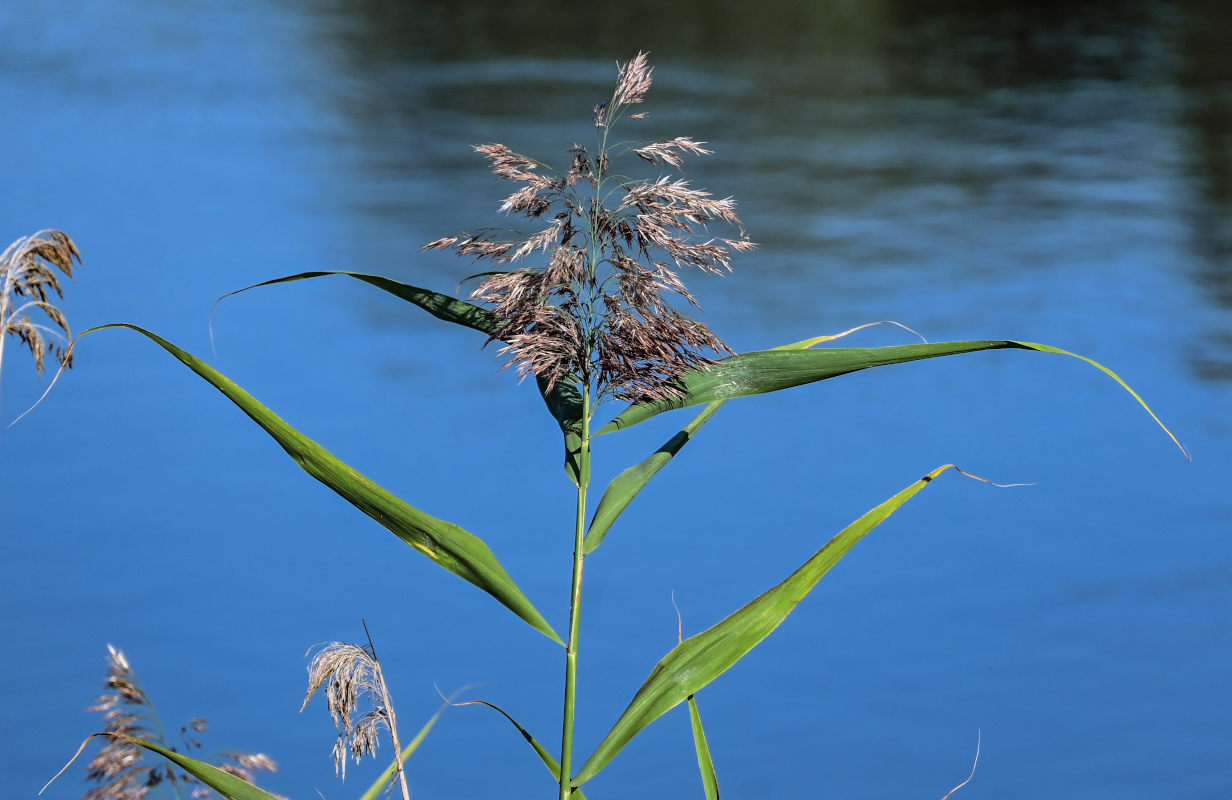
[84,646,277,800]
[0,229,81,378]
[302,631,412,800]
[425,51,754,404]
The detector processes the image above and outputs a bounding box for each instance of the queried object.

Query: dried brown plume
[0,229,82,377]
[82,645,279,800]
[302,633,412,800]
[425,52,754,404]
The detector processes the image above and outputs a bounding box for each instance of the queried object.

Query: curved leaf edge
[81,323,563,646]
[211,270,587,481]
[450,698,588,800]
[43,733,280,800]
[572,464,960,787]
[584,322,933,555]
[594,340,1189,462]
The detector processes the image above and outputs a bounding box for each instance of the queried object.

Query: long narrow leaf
[452,699,587,800]
[217,270,588,480]
[584,400,724,554]
[215,271,501,335]
[595,341,1188,459]
[688,695,720,800]
[585,326,907,555]
[572,465,958,787]
[43,733,280,800]
[88,323,562,645]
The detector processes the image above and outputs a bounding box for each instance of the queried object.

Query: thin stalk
[363,621,412,800]
[558,385,591,799]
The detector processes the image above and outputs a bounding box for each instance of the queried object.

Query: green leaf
[688,695,720,800]
[584,400,724,554]
[538,376,585,485]
[571,465,959,787]
[86,323,562,645]
[216,271,501,335]
[584,326,905,555]
[218,270,591,481]
[358,705,445,800]
[44,733,280,800]
[595,341,1188,459]
[455,699,588,800]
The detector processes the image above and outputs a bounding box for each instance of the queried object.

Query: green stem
[558,385,591,799]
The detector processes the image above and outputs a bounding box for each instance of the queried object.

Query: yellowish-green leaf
[689,695,720,800]
[595,341,1188,460]
[584,400,723,554]
[572,465,959,787]
[585,325,918,555]
[86,323,562,645]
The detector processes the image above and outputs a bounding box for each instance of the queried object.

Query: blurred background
[1,1,1228,798]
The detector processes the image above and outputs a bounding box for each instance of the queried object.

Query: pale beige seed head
[303,642,392,780]
[1,228,83,374]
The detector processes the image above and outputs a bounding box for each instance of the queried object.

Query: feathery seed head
[426,53,753,404]
[303,641,393,780]
[1,229,82,375]
[83,646,277,800]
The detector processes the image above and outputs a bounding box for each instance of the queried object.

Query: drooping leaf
[217,270,589,480]
[688,695,720,800]
[571,465,959,787]
[87,324,562,645]
[43,733,280,800]
[595,341,1188,459]
[215,271,501,335]
[453,699,588,800]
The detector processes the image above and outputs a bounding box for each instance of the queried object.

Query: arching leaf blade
[216,270,501,335]
[44,733,280,800]
[595,342,1186,459]
[584,326,912,554]
[1014,340,1190,460]
[571,465,957,787]
[86,323,562,645]
[455,700,587,799]
[217,270,589,479]
[126,735,281,800]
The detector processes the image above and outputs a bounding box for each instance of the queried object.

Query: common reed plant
[49,53,1186,799]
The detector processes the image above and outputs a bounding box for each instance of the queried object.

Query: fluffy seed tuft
[1,229,82,375]
[425,53,753,405]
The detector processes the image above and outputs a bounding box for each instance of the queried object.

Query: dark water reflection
[309,0,1232,376]
[2,2,1228,799]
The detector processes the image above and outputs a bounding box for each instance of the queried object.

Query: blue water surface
[1,2,1228,799]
